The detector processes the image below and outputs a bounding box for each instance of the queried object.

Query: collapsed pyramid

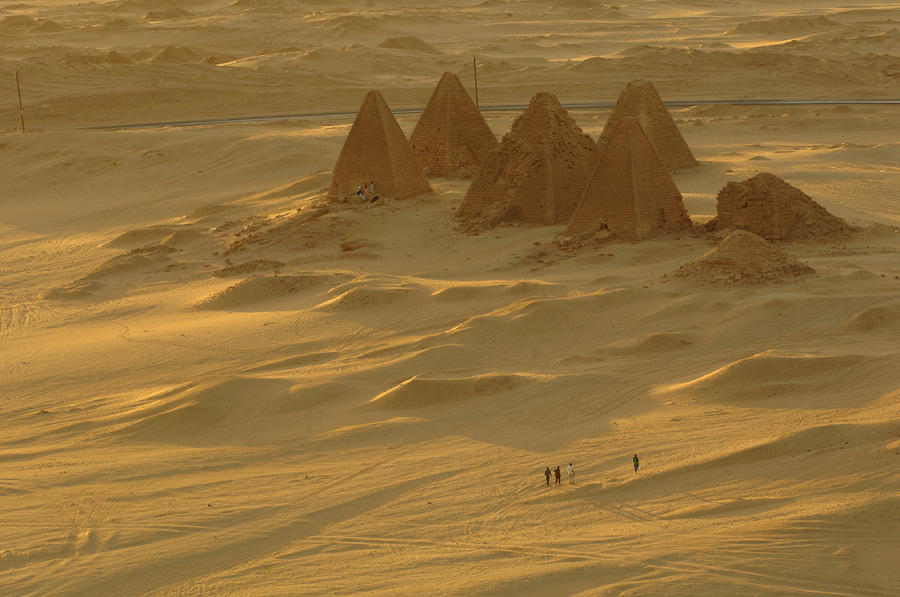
[705,172,857,241]
[327,90,432,201]
[409,72,499,178]
[597,80,698,173]
[568,117,692,240]
[673,230,815,285]
[456,92,596,227]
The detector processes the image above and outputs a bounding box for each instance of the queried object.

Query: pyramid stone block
[410,72,499,179]
[568,117,692,240]
[327,90,432,201]
[456,92,596,227]
[598,80,698,173]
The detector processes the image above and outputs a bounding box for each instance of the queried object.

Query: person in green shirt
[633,453,640,473]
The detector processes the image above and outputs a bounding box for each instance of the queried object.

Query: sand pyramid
[597,80,698,172]
[705,172,858,241]
[456,92,596,228]
[673,230,815,285]
[568,117,692,240]
[409,72,499,179]
[327,90,432,201]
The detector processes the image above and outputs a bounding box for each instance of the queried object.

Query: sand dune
[369,373,533,409]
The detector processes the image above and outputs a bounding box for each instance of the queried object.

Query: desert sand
[2,0,900,595]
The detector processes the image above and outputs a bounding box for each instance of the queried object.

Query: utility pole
[472,55,479,110]
[16,71,25,133]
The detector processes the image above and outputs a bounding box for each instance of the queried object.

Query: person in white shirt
[567,463,574,484]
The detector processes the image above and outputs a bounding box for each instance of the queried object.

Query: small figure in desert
[544,466,551,486]
[567,463,574,484]
[367,180,379,203]
[355,184,366,202]
[554,466,561,486]
[633,453,640,473]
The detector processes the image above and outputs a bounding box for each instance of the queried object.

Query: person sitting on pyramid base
[366,180,380,203]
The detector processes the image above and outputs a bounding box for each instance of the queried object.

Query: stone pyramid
[327,90,432,201]
[568,116,692,240]
[409,72,499,179]
[704,172,858,241]
[597,80,698,172]
[456,92,596,228]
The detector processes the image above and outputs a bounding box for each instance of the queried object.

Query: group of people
[354,180,379,203]
[543,454,639,487]
[544,463,575,486]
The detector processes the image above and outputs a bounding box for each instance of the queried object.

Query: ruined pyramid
[705,172,858,241]
[673,229,815,285]
[568,116,692,240]
[409,72,499,179]
[456,92,596,228]
[327,90,432,201]
[597,80,699,172]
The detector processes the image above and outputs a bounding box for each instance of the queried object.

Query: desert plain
[2,0,900,595]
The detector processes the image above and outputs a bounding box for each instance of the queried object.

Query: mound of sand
[704,173,858,241]
[195,274,337,310]
[106,50,133,64]
[409,72,498,179]
[673,230,814,285]
[35,19,65,32]
[369,373,530,409]
[149,45,202,63]
[0,16,64,32]
[843,302,900,332]
[212,259,285,278]
[661,350,893,405]
[377,36,442,54]
[456,92,596,229]
[727,15,841,35]
[315,283,431,311]
[105,226,183,249]
[141,8,192,21]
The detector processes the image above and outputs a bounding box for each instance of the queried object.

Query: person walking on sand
[554,466,561,486]
[544,466,551,487]
[567,463,574,485]
[633,453,640,473]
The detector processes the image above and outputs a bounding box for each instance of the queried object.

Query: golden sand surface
[2,1,899,595]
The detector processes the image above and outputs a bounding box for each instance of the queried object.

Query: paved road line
[84,99,900,131]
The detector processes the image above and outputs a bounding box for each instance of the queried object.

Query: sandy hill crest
[673,229,815,285]
[568,116,691,240]
[597,79,699,173]
[456,92,595,229]
[377,36,442,54]
[327,90,432,202]
[705,172,858,241]
[727,15,841,35]
[409,72,498,179]
[149,45,202,63]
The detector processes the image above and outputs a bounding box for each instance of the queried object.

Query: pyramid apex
[529,92,561,107]
[409,71,498,178]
